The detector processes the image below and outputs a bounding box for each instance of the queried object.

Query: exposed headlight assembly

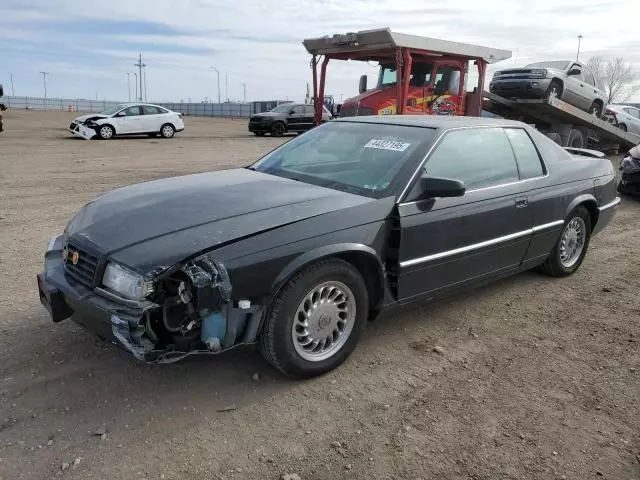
[102,263,154,300]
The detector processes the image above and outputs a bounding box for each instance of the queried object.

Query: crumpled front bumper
[68,122,96,140]
[37,250,180,363]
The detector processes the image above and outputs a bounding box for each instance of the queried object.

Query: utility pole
[40,71,49,101]
[576,34,583,61]
[143,65,148,101]
[133,72,138,103]
[9,72,15,96]
[225,72,228,102]
[134,53,146,102]
[210,67,221,104]
[126,73,131,102]
[242,82,246,103]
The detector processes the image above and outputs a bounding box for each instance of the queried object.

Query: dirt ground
[0,110,638,480]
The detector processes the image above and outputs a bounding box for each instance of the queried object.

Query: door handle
[515,197,528,208]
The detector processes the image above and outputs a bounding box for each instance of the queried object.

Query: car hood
[73,114,109,123]
[252,112,284,118]
[497,67,563,76]
[66,168,374,274]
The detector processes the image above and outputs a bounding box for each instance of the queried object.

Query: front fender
[271,243,384,297]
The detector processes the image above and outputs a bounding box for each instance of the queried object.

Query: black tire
[541,205,592,277]
[270,121,286,137]
[618,123,627,132]
[617,181,629,195]
[546,80,563,100]
[567,129,584,148]
[259,259,369,378]
[589,101,602,118]
[98,124,115,140]
[160,123,175,138]
[253,132,266,137]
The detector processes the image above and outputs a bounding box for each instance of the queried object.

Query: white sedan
[606,104,640,135]
[69,103,185,140]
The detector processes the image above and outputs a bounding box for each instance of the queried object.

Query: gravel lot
[0,110,639,480]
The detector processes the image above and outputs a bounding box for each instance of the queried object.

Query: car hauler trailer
[483,91,640,151]
[302,28,512,125]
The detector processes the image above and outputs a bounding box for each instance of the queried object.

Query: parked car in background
[248,102,332,137]
[490,61,608,117]
[68,103,184,140]
[618,144,640,195]
[605,105,640,134]
[0,84,5,133]
[38,116,619,378]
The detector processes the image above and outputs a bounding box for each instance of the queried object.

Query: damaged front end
[68,117,102,140]
[38,247,264,363]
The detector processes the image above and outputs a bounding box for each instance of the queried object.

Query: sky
[1,0,638,103]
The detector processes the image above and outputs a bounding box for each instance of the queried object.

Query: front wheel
[259,259,369,378]
[618,123,628,132]
[541,205,592,277]
[546,80,562,100]
[160,123,175,138]
[98,124,114,140]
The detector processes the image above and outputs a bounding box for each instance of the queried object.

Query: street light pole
[9,72,15,96]
[40,71,49,104]
[576,34,583,61]
[225,73,228,102]
[242,82,246,103]
[127,73,131,102]
[210,67,221,104]
[132,72,138,102]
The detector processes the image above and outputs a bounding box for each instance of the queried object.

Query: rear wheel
[98,124,114,140]
[589,101,602,118]
[270,122,286,137]
[160,123,175,138]
[541,206,592,277]
[259,259,369,378]
[567,129,584,148]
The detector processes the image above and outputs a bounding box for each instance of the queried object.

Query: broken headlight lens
[102,263,154,300]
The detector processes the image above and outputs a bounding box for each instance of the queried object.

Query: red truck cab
[303,29,511,124]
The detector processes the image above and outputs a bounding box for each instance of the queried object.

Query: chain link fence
[1,96,292,118]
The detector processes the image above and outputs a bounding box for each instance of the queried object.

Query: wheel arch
[550,77,564,95]
[271,244,385,314]
[566,194,599,230]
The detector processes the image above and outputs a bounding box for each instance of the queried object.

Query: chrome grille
[64,243,99,287]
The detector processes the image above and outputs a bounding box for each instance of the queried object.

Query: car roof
[334,115,527,130]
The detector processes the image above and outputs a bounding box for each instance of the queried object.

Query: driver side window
[424,128,519,190]
[122,106,141,116]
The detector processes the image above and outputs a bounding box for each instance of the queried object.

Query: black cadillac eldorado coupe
[37,116,620,377]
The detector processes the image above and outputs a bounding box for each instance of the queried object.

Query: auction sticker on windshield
[364,139,411,152]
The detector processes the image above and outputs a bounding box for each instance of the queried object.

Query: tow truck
[303,28,639,151]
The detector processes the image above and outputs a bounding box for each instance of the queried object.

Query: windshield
[251,122,435,198]
[270,103,295,113]
[378,62,434,88]
[100,105,127,116]
[525,61,570,70]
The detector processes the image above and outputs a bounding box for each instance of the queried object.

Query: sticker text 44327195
[364,139,411,152]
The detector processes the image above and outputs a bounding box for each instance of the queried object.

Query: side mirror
[568,68,581,76]
[359,74,367,94]
[115,111,126,117]
[421,175,465,197]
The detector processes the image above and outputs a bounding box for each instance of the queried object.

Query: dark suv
[248,103,332,136]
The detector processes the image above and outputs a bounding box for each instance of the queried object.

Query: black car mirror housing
[568,68,581,76]
[421,175,466,198]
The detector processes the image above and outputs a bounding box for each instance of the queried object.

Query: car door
[287,105,306,131]
[582,68,601,107]
[302,105,316,130]
[396,127,533,301]
[141,105,163,132]
[564,64,590,110]
[114,105,143,134]
[624,107,640,134]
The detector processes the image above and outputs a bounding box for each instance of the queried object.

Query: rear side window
[505,128,545,179]
[143,105,161,114]
[583,69,596,87]
[424,127,519,190]
[304,105,315,115]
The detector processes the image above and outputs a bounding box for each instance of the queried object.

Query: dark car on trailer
[38,116,620,378]
[248,102,332,137]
